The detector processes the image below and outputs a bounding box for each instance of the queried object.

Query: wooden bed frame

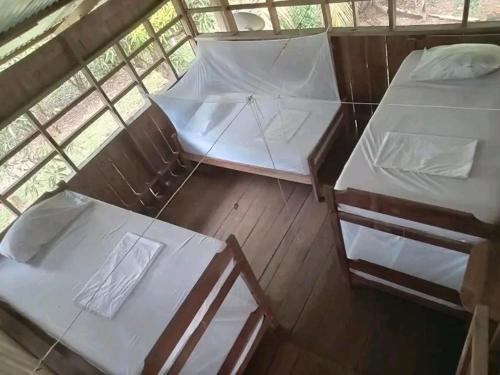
[0,185,277,375]
[179,104,348,201]
[324,187,500,313]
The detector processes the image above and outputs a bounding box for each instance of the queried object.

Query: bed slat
[348,259,462,306]
[142,246,234,374]
[218,309,264,375]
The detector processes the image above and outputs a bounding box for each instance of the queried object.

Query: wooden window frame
[182,0,500,36]
[0,0,194,229]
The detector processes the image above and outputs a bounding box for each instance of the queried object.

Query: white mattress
[334,50,500,299]
[0,197,258,374]
[177,95,341,176]
[336,50,500,225]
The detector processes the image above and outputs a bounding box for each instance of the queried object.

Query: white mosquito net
[152,32,341,174]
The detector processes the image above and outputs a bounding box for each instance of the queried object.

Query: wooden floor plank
[266,342,300,375]
[158,166,467,375]
[291,347,361,375]
[274,217,334,330]
[245,184,310,279]
[260,189,327,292]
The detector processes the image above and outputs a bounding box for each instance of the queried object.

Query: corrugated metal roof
[0,0,61,34]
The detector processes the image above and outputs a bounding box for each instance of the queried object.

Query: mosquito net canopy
[152,32,341,174]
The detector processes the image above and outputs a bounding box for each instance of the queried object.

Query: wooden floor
[159,165,467,375]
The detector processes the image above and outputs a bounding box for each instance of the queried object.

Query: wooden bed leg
[324,185,352,287]
[226,235,279,330]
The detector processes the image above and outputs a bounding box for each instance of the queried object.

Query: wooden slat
[388,0,396,30]
[267,0,281,33]
[218,310,264,374]
[462,0,471,28]
[167,266,241,374]
[471,305,489,375]
[348,259,462,306]
[334,188,499,239]
[338,211,473,254]
[142,246,234,374]
[227,235,278,328]
[182,152,312,185]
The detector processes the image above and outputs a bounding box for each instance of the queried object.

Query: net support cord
[32,19,500,372]
[33,14,320,370]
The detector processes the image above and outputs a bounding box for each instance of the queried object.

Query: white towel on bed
[74,233,163,318]
[374,132,478,179]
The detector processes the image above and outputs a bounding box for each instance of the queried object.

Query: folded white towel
[74,233,163,318]
[262,109,310,143]
[374,132,478,179]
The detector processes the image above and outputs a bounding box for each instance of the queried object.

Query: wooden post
[324,185,352,286]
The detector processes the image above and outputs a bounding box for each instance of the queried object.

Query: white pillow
[0,191,92,262]
[410,43,500,81]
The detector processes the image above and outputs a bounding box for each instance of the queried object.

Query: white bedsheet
[177,95,341,176]
[340,220,468,291]
[334,50,500,296]
[336,50,500,224]
[0,197,257,374]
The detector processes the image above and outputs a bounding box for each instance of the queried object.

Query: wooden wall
[66,104,187,215]
[331,32,500,131]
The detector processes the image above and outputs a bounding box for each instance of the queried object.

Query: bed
[325,48,500,311]
[152,33,348,200]
[0,186,276,374]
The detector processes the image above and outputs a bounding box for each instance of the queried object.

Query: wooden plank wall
[66,104,185,215]
[331,32,500,132]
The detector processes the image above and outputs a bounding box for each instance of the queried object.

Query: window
[114,86,148,122]
[0,135,53,194]
[143,63,177,94]
[170,42,196,75]
[192,12,228,33]
[233,8,273,30]
[228,0,265,5]
[0,204,16,232]
[31,71,92,124]
[277,5,324,30]
[469,0,500,22]
[131,42,163,76]
[356,0,389,26]
[159,22,187,50]
[149,2,177,32]
[396,0,465,25]
[8,156,73,212]
[64,112,121,166]
[0,0,195,225]
[330,3,354,27]
[120,24,151,56]
[46,92,105,144]
[0,115,37,160]
[101,67,134,100]
[185,0,219,9]
[88,47,121,81]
